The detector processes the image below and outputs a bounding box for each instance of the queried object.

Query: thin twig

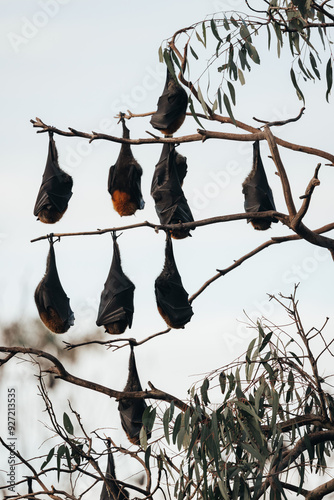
[253,107,305,127]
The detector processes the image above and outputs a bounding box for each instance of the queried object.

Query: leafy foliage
[155,291,334,499]
[162,1,334,120]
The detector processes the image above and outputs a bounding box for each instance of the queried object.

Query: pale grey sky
[1,1,334,497]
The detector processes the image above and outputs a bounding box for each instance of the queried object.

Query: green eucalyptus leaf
[290,68,305,102]
[201,378,210,405]
[211,18,222,42]
[41,447,55,470]
[223,92,236,125]
[326,58,333,102]
[189,45,198,60]
[63,412,74,435]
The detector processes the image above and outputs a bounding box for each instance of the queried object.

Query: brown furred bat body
[34,239,74,333]
[100,441,129,500]
[118,346,151,445]
[155,234,193,329]
[150,68,188,135]
[96,233,135,335]
[34,132,73,224]
[108,121,144,216]
[242,140,277,230]
[151,143,194,239]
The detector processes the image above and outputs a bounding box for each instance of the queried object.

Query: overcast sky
[1,1,334,497]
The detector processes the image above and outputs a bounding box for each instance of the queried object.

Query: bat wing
[155,236,193,329]
[96,234,135,329]
[242,141,277,222]
[118,398,148,445]
[100,443,129,500]
[34,133,73,216]
[150,69,188,133]
[150,91,188,131]
[35,242,74,333]
[118,347,151,445]
[151,144,194,236]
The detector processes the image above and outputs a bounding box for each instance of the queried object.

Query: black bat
[151,143,194,239]
[96,233,135,335]
[242,140,277,230]
[108,118,144,216]
[34,131,73,224]
[118,345,151,445]
[34,238,74,333]
[100,440,129,500]
[150,67,188,135]
[155,234,193,329]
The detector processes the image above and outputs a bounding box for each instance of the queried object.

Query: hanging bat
[118,345,151,445]
[108,118,145,216]
[151,143,194,239]
[34,238,74,333]
[242,140,277,230]
[34,131,73,224]
[96,232,135,335]
[150,67,188,136]
[155,233,193,329]
[100,440,129,500]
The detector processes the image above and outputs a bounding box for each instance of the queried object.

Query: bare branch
[292,163,321,228]
[264,125,297,217]
[0,346,189,412]
[253,106,305,127]
[305,478,334,499]
[30,116,334,164]
[30,211,288,243]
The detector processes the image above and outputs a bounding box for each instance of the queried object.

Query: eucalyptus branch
[0,346,189,412]
[30,211,287,243]
[305,478,334,500]
[106,438,151,495]
[38,376,108,491]
[255,431,334,500]
[64,328,171,351]
[289,295,329,420]
[264,124,297,217]
[189,222,334,303]
[30,116,334,164]
[292,163,321,228]
[253,106,305,127]
[0,437,60,500]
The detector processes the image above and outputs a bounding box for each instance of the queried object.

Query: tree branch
[0,347,189,412]
[264,124,297,217]
[255,431,334,500]
[30,211,288,243]
[305,478,334,499]
[292,163,321,229]
[253,106,305,127]
[30,116,334,164]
